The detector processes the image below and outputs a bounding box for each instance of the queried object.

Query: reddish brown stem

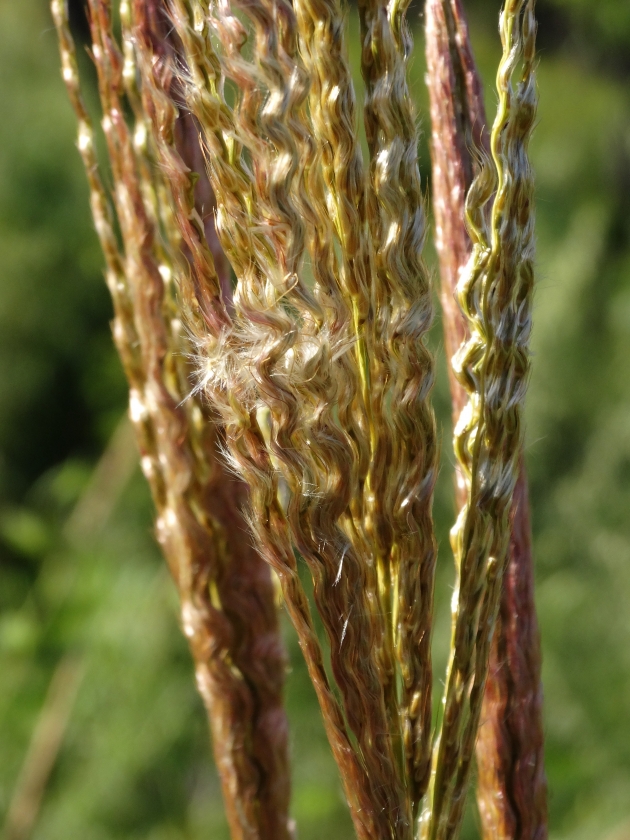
[139,0,234,304]
[425,2,547,837]
[134,11,293,834]
[53,2,292,835]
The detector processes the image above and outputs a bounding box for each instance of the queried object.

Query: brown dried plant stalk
[53,0,543,837]
[50,3,293,839]
[425,1,547,838]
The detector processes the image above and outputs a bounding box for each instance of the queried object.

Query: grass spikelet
[359,0,438,816]
[51,3,293,838]
[425,2,547,837]
[168,5,408,837]
[421,2,538,838]
[54,0,546,835]
[425,0,488,432]
[292,0,376,500]
[287,2,418,833]
[173,2,411,835]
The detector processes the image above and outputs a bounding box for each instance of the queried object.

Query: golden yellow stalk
[279,0,403,800]
[358,0,438,817]
[51,3,293,838]
[213,0,411,821]
[292,0,380,577]
[421,2,538,838]
[285,1,416,833]
[167,4,409,837]
[54,0,545,836]
[171,2,411,835]
[424,1,547,837]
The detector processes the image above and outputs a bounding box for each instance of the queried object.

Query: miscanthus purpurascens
[52,0,543,838]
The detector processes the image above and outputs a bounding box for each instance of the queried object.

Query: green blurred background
[1,1,630,837]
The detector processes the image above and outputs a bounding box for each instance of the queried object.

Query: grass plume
[424,1,547,837]
[53,0,544,837]
[51,3,292,837]
[421,2,539,838]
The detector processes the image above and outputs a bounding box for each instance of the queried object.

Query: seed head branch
[51,4,292,838]
[359,0,439,816]
[54,0,546,836]
[425,1,547,837]
[421,2,538,838]
[173,1,412,834]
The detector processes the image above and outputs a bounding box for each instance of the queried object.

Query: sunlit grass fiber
[50,1,541,838]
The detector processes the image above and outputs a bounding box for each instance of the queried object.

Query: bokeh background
[2,1,630,838]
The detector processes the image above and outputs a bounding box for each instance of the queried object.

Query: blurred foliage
[1,1,630,838]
